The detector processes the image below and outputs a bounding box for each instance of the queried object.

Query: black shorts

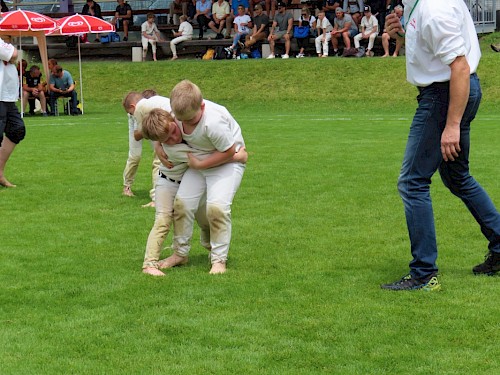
[0,101,26,145]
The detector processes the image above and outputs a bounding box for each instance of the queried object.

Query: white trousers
[170,35,192,56]
[172,162,245,264]
[141,37,157,53]
[354,32,377,50]
[315,34,331,55]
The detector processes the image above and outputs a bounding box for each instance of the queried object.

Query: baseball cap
[364,5,371,12]
[277,1,286,8]
[335,7,344,13]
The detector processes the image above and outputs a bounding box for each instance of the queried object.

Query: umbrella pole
[78,37,83,115]
[19,31,23,118]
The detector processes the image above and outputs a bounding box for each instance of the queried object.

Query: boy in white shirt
[353,5,378,57]
[170,15,194,60]
[315,11,333,58]
[141,13,164,61]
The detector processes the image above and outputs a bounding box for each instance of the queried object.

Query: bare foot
[209,262,226,274]
[171,56,178,60]
[158,254,188,269]
[123,186,134,197]
[381,54,389,58]
[142,267,165,276]
[0,176,16,187]
[392,54,398,58]
[141,201,155,208]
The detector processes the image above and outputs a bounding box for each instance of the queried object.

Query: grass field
[1,34,499,374]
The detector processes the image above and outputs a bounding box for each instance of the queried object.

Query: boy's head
[122,91,143,115]
[48,58,58,71]
[142,108,182,145]
[142,89,157,99]
[147,12,155,21]
[170,80,204,125]
[179,15,188,23]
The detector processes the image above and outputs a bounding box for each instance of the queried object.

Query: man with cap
[353,5,378,57]
[266,1,294,59]
[381,0,500,290]
[330,7,357,55]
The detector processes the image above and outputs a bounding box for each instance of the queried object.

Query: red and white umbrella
[0,9,57,31]
[47,14,115,114]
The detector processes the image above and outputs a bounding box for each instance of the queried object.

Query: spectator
[22,65,48,116]
[208,0,231,40]
[113,0,133,41]
[381,4,403,57]
[225,5,251,58]
[241,3,269,53]
[250,0,274,19]
[168,0,189,25]
[296,6,316,58]
[171,15,193,60]
[330,7,357,55]
[227,0,250,39]
[364,0,385,31]
[323,0,340,25]
[1,0,8,12]
[266,1,293,59]
[141,13,163,61]
[195,0,212,40]
[353,5,378,57]
[48,65,80,116]
[82,0,103,42]
[343,0,364,25]
[315,11,332,58]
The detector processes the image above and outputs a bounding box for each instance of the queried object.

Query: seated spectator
[195,0,212,40]
[365,0,386,31]
[225,5,251,58]
[168,0,189,25]
[48,65,80,116]
[266,1,293,59]
[82,0,102,42]
[171,15,193,60]
[22,65,48,116]
[330,7,357,55]
[241,4,269,52]
[323,0,340,25]
[141,13,164,61]
[113,0,133,41]
[250,0,274,19]
[381,4,403,57]
[296,6,316,58]
[315,11,332,58]
[343,0,363,26]
[208,0,231,39]
[353,5,378,57]
[226,0,250,39]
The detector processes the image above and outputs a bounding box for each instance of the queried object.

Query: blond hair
[301,6,310,16]
[170,80,203,121]
[122,91,143,111]
[142,108,174,141]
[179,15,188,23]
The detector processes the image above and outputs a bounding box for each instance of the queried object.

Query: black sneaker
[473,251,500,275]
[381,273,441,292]
[123,36,128,41]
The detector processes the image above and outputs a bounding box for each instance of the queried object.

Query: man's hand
[441,125,461,162]
[385,12,403,39]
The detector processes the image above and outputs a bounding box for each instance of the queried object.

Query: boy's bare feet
[171,55,178,60]
[209,262,226,274]
[142,267,165,276]
[141,201,155,208]
[381,54,389,58]
[158,254,188,269]
[0,176,16,187]
[123,186,134,197]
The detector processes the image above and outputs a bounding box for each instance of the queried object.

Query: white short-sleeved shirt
[0,38,16,102]
[134,95,171,131]
[179,21,193,36]
[404,0,480,87]
[161,141,214,180]
[141,21,159,36]
[360,15,378,34]
[316,17,333,32]
[177,99,245,153]
[234,14,251,33]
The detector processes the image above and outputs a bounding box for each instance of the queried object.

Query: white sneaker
[266,54,275,59]
[296,53,304,58]
[281,54,289,59]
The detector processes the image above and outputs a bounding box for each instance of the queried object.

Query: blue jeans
[398,74,500,279]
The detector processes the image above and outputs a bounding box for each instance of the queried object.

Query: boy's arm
[187,144,237,170]
[154,142,174,168]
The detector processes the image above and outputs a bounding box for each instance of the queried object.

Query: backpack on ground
[214,45,231,60]
[202,48,215,60]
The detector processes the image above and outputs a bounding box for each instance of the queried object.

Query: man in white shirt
[0,37,26,188]
[381,0,500,291]
[353,5,378,56]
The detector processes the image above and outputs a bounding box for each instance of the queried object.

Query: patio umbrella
[0,10,57,116]
[48,14,115,114]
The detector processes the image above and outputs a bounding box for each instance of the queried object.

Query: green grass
[1,34,499,374]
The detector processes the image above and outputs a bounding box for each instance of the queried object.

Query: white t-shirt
[404,0,480,87]
[234,14,251,33]
[134,95,171,131]
[161,140,214,180]
[179,21,193,36]
[177,99,245,153]
[360,15,378,34]
[141,21,159,36]
[0,38,16,102]
[316,17,333,32]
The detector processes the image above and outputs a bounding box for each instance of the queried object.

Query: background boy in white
[141,14,163,61]
[170,15,193,60]
[353,6,378,55]
[315,12,333,58]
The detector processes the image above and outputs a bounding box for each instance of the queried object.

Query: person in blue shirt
[48,65,80,116]
[195,0,212,39]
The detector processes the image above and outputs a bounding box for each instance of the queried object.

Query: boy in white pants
[146,80,245,274]
[141,13,164,61]
[141,108,248,275]
[353,6,378,57]
[170,15,193,60]
[315,11,332,58]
